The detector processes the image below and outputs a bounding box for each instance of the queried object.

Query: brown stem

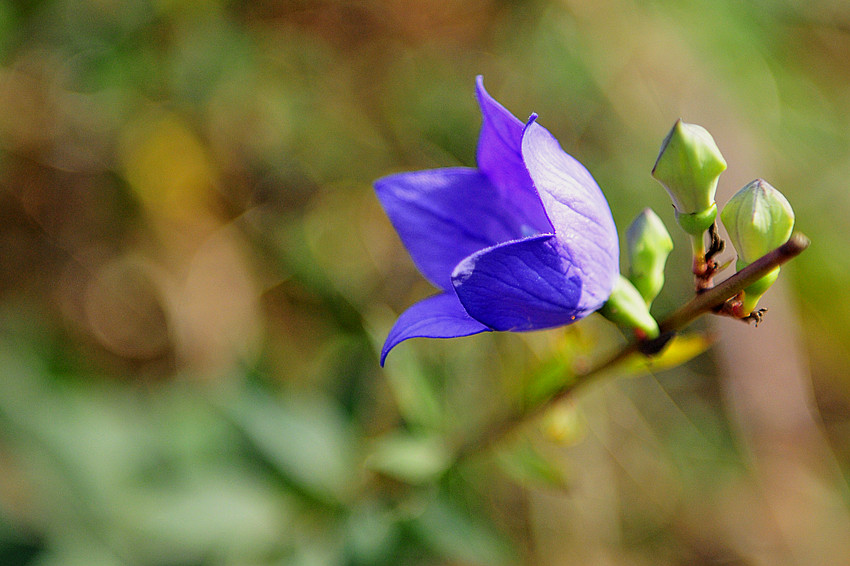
[657,232,808,333]
[452,232,810,462]
[694,222,726,291]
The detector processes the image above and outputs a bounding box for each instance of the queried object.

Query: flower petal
[380,293,491,365]
[521,120,619,305]
[451,234,599,331]
[375,167,525,291]
[475,77,551,234]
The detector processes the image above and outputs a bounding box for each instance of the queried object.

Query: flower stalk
[451,232,809,462]
[690,231,708,274]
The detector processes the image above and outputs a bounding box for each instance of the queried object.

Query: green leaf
[225,387,357,503]
[122,469,291,564]
[608,333,713,379]
[344,503,400,564]
[365,433,451,485]
[409,497,515,566]
[380,348,444,429]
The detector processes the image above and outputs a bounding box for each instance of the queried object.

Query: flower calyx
[599,275,660,340]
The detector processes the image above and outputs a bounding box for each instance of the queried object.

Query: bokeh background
[2,0,850,564]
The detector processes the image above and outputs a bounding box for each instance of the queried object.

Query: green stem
[690,231,706,260]
[690,231,710,284]
[451,232,810,462]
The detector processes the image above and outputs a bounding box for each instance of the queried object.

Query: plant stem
[658,232,808,332]
[452,232,810,462]
[690,232,706,266]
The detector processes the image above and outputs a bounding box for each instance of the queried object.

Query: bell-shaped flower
[374,77,619,365]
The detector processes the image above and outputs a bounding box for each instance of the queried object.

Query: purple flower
[376,77,619,365]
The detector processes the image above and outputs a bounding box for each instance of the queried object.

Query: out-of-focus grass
[1,0,850,564]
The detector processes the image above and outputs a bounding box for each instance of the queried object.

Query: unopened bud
[720,179,795,314]
[652,120,727,235]
[626,208,673,306]
[721,179,794,265]
[599,275,660,339]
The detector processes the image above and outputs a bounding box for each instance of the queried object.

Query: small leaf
[381,344,445,429]
[365,433,451,485]
[610,332,713,379]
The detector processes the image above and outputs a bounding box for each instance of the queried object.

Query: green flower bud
[720,179,795,315]
[599,275,660,340]
[652,120,727,235]
[721,179,795,264]
[626,208,673,306]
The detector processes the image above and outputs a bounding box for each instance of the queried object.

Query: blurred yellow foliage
[119,111,217,222]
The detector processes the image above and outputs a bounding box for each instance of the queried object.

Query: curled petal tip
[380,294,490,365]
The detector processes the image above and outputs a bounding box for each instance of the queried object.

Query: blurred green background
[2,0,850,564]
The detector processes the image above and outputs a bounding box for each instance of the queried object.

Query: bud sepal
[675,203,718,237]
[599,275,660,340]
